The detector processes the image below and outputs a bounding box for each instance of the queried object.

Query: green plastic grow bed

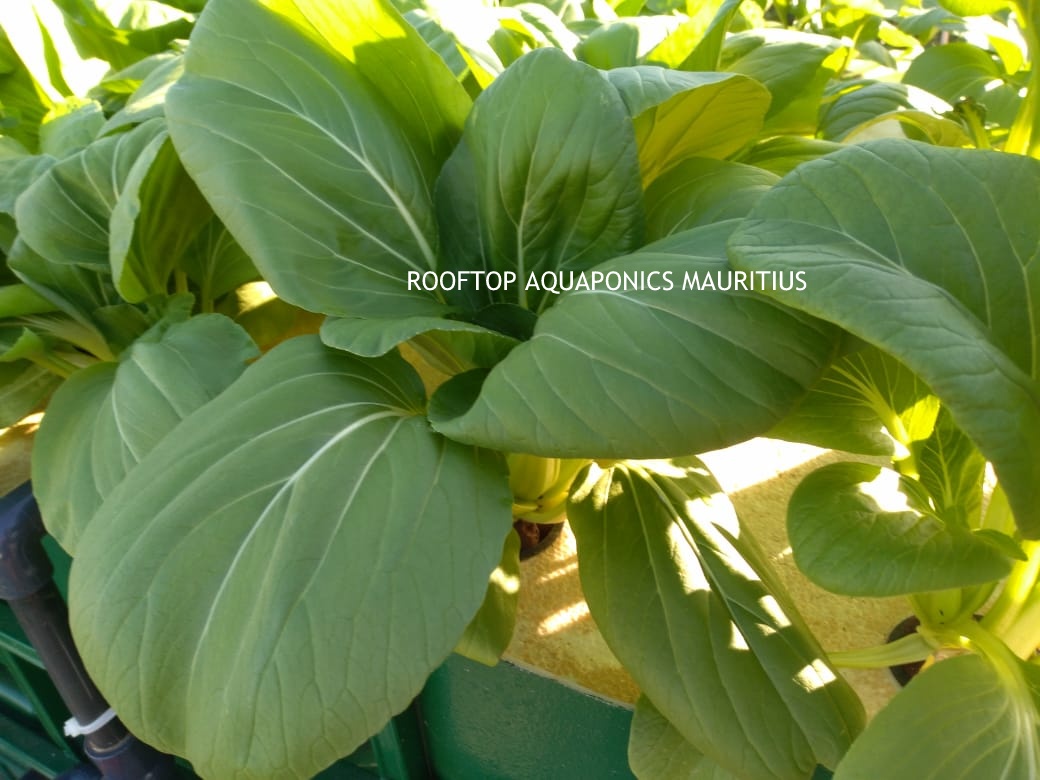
[0,605,637,780]
[2,608,843,780]
[0,530,640,780]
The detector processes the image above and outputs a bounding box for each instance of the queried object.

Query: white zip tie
[64,707,117,737]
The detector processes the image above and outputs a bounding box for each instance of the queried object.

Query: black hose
[0,484,183,780]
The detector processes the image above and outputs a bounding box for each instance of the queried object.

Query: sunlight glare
[730,621,750,651]
[535,560,578,585]
[490,564,520,595]
[538,601,590,636]
[858,468,913,513]
[795,659,838,692]
[759,595,792,629]
[667,522,710,594]
[700,439,828,493]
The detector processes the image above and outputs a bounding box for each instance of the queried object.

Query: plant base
[514,520,563,560]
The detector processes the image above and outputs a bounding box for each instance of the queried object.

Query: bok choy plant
[35,2,862,776]
[1,0,1039,778]
[726,138,1040,779]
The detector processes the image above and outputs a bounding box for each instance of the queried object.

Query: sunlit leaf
[729,140,1040,537]
[788,462,1012,596]
[770,342,938,457]
[166,0,471,317]
[570,457,864,779]
[454,529,521,666]
[721,30,843,135]
[606,67,770,184]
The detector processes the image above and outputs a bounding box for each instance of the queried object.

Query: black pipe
[56,769,102,780]
[18,767,101,780]
[0,483,183,780]
[0,483,51,601]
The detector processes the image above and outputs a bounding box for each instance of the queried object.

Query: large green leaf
[436,48,644,313]
[69,336,513,779]
[834,654,1040,779]
[903,44,1021,129]
[34,315,258,554]
[430,222,836,458]
[721,30,843,135]
[576,21,646,69]
[643,0,743,72]
[629,696,736,780]
[605,68,770,185]
[902,44,1003,98]
[729,140,1040,537]
[644,157,778,239]
[569,457,864,779]
[15,118,166,269]
[166,0,471,318]
[788,462,1012,597]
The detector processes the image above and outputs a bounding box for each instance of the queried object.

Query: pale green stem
[1006,68,1040,157]
[828,632,938,669]
[994,594,1040,659]
[408,333,469,376]
[29,352,78,379]
[911,588,966,626]
[1006,0,1040,158]
[982,539,1040,639]
[931,620,1031,684]
[960,102,992,150]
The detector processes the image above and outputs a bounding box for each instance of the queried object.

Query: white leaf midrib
[186,407,402,678]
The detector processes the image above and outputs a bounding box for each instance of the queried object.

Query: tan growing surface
[505,439,906,720]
